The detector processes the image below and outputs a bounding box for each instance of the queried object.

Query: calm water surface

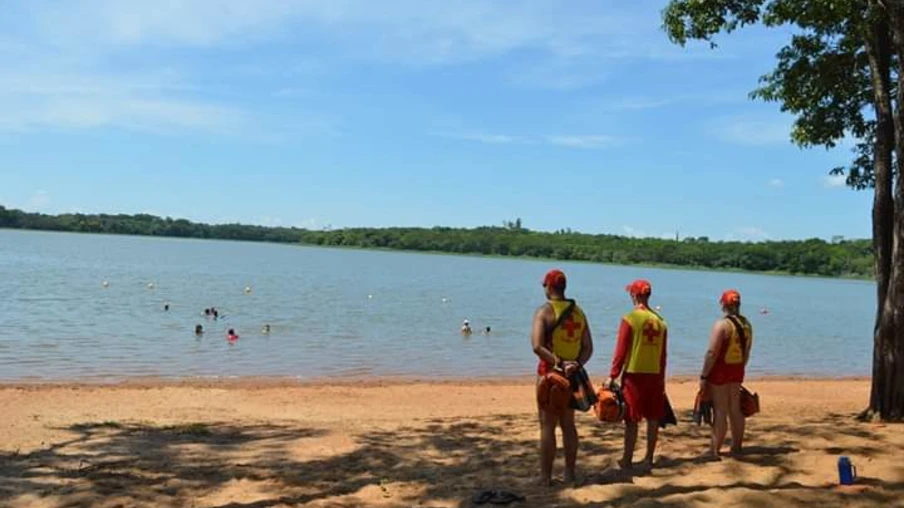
[0,229,875,380]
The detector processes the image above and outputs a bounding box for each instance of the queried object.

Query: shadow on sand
[0,412,901,507]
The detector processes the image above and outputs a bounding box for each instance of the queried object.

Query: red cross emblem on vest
[562,317,582,338]
[642,320,660,344]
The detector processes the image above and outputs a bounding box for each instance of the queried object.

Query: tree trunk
[870,0,904,421]
[867,4,896,314]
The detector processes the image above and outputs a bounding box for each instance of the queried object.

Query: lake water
[0,229,875,381]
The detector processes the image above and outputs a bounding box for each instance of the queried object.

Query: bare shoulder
[533,303,555,328]
[715,317,731,332]
[533,302,553,319]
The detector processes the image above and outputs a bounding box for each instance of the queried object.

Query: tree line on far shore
[0,205,872,278]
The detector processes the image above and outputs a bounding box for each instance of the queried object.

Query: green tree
[0,204,873,277]
[664,0,904,420]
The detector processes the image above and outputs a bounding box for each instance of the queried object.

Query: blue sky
[0,1,872,241]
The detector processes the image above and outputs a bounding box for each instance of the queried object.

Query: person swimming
[262,324,271,334]
[483,326,492,335]
[227,328,239,341]
[164,303,170,312]
[194,324,203,336]
[461,319,472,336]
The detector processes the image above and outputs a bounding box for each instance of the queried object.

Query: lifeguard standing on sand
[605,279,668,470]
[699,289,753,458]
[530,269,594,486]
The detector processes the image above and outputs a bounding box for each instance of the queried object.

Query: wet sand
[0,378,901,507]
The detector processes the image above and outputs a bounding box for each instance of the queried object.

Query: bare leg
[536,378,559,486]
[711,384,730,457]
[620,422,638,469]
[727,382,745,454]
[643,419,659,468]
[560,408,578,482]
[538,406,558,486]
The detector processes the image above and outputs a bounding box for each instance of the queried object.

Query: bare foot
[729,447,744,457]
[617,459,633,470]
[563,471,584,487]
[695,451,721,464]
[640,458,654,470]
[536,476,552,488]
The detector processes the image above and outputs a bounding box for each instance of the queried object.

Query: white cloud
[16,1,716,93]
[1,95,243,135]
[435,132,622,149]
[768,178,784,188]
[823,174,847,188]
[609,98,676,111]
[596,91,748,113]
[0,1,726,140]
[433,132,528,144]
[546,135,620,149]
[296,218,323,230]
[725,227,770,242]
[24,1,652,61]
[0,65,337,139]
[25,190,50,211]
[507,61,609,90]
[708,116,792,146]
[621,225,675,240]
[272,87,314,98]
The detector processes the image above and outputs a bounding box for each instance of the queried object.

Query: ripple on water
[0,230,877,381]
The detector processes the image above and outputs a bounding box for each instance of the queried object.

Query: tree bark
[867,4,896,314]
[863,3,898,420]
[872,0,904,420]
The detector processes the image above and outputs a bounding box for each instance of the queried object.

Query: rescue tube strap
[725,315,750,362]
[545,299,576,347]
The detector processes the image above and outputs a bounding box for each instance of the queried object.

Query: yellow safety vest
[723,315,753,365]
[548,300,586,362]
[623,306,667,374]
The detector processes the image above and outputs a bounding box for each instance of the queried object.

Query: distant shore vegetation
[0,206,873,279]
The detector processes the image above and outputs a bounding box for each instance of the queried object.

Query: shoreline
[1,227,874,282]
[0,373,873,389]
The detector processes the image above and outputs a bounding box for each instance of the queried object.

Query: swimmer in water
[262,324,271,334]
[164,303,170,311]
[204,308,211,317]
[195,324,204,336]
[483,326,491,335]
[461,319,472,336]
[227,328,239,341]
[213,308,219,319]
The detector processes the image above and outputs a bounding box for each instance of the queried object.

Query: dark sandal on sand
[472,490,526,505]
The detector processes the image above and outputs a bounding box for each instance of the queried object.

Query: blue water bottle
[837,456,857,485]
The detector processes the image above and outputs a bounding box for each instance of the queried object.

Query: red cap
[720,289,741,305]
[625,279,652,297]
[542,269,567,290]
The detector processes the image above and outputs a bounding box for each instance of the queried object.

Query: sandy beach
[0,378,901,507]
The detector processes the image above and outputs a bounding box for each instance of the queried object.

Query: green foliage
[0,205,872,278]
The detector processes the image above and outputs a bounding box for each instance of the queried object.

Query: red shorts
[622,374,665,423]
[709,364,744,385]
[537,360,551,376]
